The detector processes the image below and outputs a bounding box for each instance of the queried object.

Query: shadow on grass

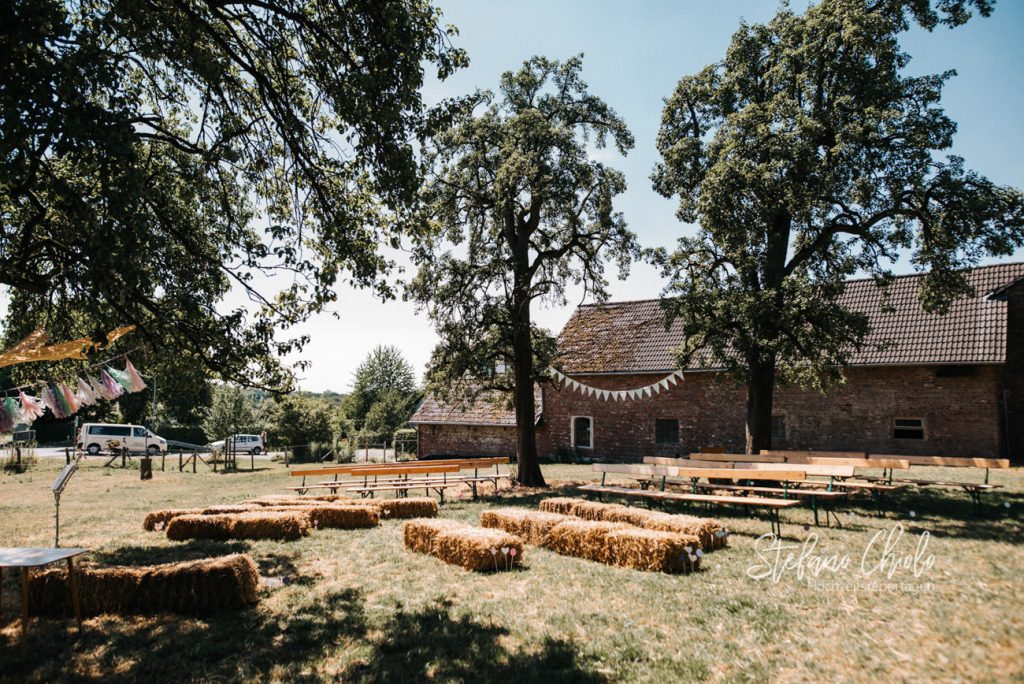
[342,599,606,684]
[0,588,603,683]
[90,541,253,566]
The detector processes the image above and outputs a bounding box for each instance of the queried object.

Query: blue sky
[293,0,1024,392]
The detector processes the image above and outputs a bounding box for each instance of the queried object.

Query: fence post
[161,451,165,471]
[285,446,289,467]
[193,452,197,473]
[65,447,70,465]
[121,448,126,468]
[179,451,183,472]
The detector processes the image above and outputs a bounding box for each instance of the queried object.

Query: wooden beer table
[0,547,88,652]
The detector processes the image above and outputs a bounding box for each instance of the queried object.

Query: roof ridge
[841,261,1024,286]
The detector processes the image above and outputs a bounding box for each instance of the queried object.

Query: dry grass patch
[479,508,572,545]
[166,511,310,542]
[28,554,260,616]
[404,519,522,571]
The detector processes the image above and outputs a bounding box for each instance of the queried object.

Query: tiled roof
[558,262,1024,374]
[410,385,542,426]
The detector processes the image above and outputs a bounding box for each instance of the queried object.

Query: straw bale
[479,508,571,545]
[142,508,203,531]
[433,526,523,572]
[374,497,438,520]
[166,511,310,542]
[402,518,464,554]
[566,500,628,521]
[604,528,702,573]
[641,512,728,551]
[201,504,263,515]
[537,497,580,515]
[292,505,379,530]
[541,520,630,563]
[28,554,260,616]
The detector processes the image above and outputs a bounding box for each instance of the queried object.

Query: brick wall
[536,365,1005,460]
[416,423,516,458]
[1001,282,1024,461]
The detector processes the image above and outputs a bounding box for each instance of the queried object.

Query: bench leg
[812,497,820,527]
[769,509,781,537]
[471,482,478,501]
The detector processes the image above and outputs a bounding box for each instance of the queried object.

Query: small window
[133,427,147,437]
[655,419,679,444]
[771,415,786,441]
[572,416,592,449]
[894,418,925,440]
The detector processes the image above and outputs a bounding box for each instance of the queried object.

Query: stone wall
[416,423,516,458]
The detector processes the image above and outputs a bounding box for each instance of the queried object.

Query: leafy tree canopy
[345,345,417,422]
[651,0,1023,451]
[265,393,334,449]
[409,55,639,485]
[203,383,259,441]
[1,0,466,390]
[363,389,420,439]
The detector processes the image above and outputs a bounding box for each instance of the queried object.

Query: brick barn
[410,262,1024,461]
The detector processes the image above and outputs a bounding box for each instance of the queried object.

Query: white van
[209,434,264,455]
[77,423,168,455]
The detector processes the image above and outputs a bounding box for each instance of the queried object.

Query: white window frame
[571,415,593,449]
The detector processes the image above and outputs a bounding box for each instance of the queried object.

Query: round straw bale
[28,554,260,616]
[374,497,439,520]
[433,526,523,572]
[537,497,580,515]
[142,509,203,531]
[604,528,703,573]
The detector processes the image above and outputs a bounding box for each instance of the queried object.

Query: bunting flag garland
[76,377,97,406]
[0,400,14,433]
[61,383,81,413]
[548,368,685,402]
[0,355,149,432]
[18,390,45,422]
[125,358,147,392]
[99,369,124,399]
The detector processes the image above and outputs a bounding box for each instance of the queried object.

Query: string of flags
[0,357,148,432]
[548,368,684,401]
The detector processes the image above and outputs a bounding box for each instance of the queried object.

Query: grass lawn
[2,458,1023,682]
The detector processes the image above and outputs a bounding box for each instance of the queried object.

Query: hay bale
[404,519,522,572]
[142,509,203,531]
[539,498,728,551]
[434,526,523,572]
[479,508,571,545]
[604,528,702,573]
[374,497,438,520]
[28,554,260,616]
[241,497,335,508]
[166,511,310,542]
[538,497,580,515]
[294,505,379,530]
[201,504,264,515]
[402,518,464,554]
[541,520,630,563]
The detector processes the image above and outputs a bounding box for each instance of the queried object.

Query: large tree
[345,345,417,425]
[409,56,639,486]
[1,0,465,390]
[652,0,1024,454]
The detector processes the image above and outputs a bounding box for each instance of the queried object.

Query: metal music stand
[51,458,80,548]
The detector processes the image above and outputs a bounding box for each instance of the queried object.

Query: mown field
[1,458,1023,683]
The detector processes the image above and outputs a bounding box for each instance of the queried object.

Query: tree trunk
[745,361,776,455]
[511,298,546,487]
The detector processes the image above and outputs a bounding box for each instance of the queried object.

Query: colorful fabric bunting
[76,377,97,406]
[18,390,45,422]
[100,369,124,399]
[42,386,67,419]
[106,366,134,392]
[125,358,147,392]
[0,400,14,432]
[60,382,81,413]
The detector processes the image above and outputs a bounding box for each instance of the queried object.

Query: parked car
[77,423,168,455]
[209,434,264,455]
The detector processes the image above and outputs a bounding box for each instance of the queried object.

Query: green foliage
[0,0,466,390]
[345,346,417,423]
[363,390,420,440]
[265,394,334,449]
[203,384,259,442]
[409,56,639,484]
[651,0,1023,449]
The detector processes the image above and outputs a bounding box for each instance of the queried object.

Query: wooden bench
[578,484,800,536]
[762,450,867,459]
[857,455,1009,506]
[685,452,787,463]
[288,459,511,501]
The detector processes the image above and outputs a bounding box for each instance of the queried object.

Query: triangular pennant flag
[659,379,669,390]
[643,386,652,398]
[667,373,679,386]
[651,383,661,395]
